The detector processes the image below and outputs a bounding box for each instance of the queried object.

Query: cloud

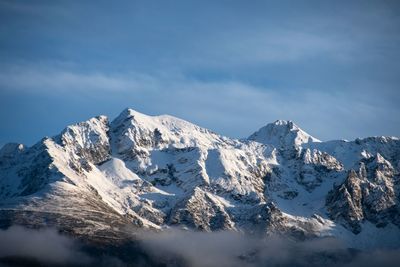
[344,248,400,267]
[0,66,139,93]
[0,225,136,267]
[2,0,399,72]
[0,226,399,267]
[0,64,399,142]
[1,1,400,145]
[179,28,356,69]
[139,228,400,267]
[0,225,91,265]
[140,229,255,267]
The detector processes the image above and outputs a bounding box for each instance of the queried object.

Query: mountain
[248,119,321,149]
[1,108,400,250]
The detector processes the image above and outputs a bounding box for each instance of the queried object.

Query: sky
[0,0,399,147]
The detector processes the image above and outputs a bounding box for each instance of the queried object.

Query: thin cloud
[139,228,400,267]
[182,29,356,69]
[0,67,135,93]
[0,225,91,265]
[0,64,398,141]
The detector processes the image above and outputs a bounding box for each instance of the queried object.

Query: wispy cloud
[181,29,356,69]
[0,66,137,93]
[1,64,398,141]
[0,1,399,145]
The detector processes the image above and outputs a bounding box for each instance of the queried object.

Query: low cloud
[140,228,400,267]
[0,225,132,267]
[0,225,90,265]
[0,226,399,267]
[139,229,345,267]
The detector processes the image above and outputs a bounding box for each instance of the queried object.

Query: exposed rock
[169,188,235,231]
[326,153,399,233]
[0,109,399,247]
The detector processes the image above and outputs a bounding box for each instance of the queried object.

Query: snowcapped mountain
[248,119,321,149]
[0,108,399,248]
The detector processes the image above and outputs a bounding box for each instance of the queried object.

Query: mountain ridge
[1,108,399,250]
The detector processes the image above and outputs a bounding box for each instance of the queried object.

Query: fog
[0,225,90,265]
[0,226,127,267]
[132,228,400,267]
[0,226,399,267]
[139,228,375,267]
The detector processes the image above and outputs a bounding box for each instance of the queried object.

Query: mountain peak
[272,119,295,126]
[1,109,400,250]
[110,108,227,153]
[248,120,320,148]
[117,108,146,120]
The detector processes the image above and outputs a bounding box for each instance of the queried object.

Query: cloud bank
[0,225,90,265]
[140,228,400,267]
[0,226,400,267]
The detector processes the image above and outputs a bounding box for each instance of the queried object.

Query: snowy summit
[0,108,400,249]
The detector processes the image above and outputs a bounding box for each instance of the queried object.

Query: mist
[1,226,400,267]
[139,228,400,267]
[0,225,90,266]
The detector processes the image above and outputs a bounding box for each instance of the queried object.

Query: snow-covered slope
[249,120,321,149]
[0,109,399,248]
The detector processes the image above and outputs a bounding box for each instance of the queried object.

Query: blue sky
[1,0,400,147]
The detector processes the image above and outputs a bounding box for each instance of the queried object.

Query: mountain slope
[0,109,399,249]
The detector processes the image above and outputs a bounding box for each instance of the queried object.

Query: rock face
[0,108,400,247]
[326,154,399,233]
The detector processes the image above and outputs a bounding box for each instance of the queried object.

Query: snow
[61,115,109,151]
[98,158,141,186]
[111,108,236,153]
[307,137,400,169]
[333,222,400,250]
[0,108,399,249]
[248,120,321,148]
